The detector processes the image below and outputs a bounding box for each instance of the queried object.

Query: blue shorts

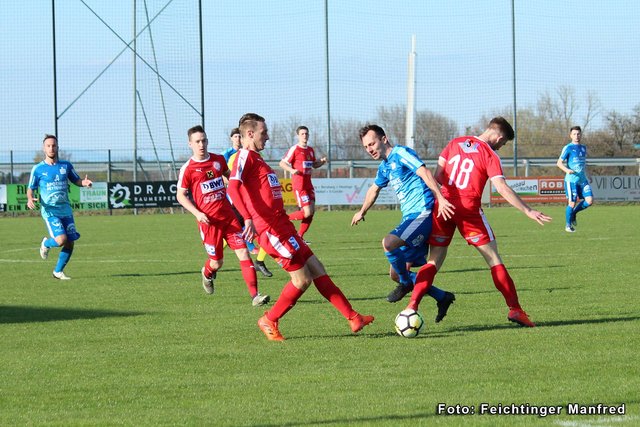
[44,215,81,241]
[400,244,427,267]
[390,210,432,249]
[565,180,594,203]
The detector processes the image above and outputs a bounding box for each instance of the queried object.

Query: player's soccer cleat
[565,225,576,233]
[52,271,71,280]
[252,293,271,307]
[435,291,456,323]
[201,267,215,295]
[258,313,285,341]
[255,260,273,277]
[39,237,49,260]
[571,215,577,228]
[387,284,413,303]
[508,308,536,327]
[349,313,375,333]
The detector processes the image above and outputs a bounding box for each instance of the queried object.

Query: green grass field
[1,205,638,426]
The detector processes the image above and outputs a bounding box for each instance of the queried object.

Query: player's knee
[584,199,593,207]
[55,235,68,246]
[210,259,223,270]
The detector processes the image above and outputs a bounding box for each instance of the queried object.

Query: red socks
[313,275,356,319]
[239,259,258,298]
[267,282,304,322]
[490,264,521,309]
[203,260,216,278]
[408,264,438,310]
[298,215,314,237]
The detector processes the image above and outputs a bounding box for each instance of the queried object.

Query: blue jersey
[28,160,81,218]
[559,143,588,184]
[222,147,238,163]
[375,145,434,216]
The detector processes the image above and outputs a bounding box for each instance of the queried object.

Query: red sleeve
[227,180,251,220]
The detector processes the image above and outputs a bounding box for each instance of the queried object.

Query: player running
[405,117,551,327]
[27,134,93,280]
[556,125,594,232]
[279,126,327,240]
[176,125,269,306]
[227,113,374,341]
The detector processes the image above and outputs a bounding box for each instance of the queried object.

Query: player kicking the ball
[227,113,374,341]
[405,117,551,327]
[176,125,269,307]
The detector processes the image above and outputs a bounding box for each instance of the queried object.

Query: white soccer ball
[394,309,424,338]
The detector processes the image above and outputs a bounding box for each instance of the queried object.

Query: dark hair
[489,117,515,141]
[358,124,386,140]
[42,134,58,144]
[296,126,309,134]
[570,126,582,133]
[238,113,265,126]
[230,127,240,137]
[188,125,205,139]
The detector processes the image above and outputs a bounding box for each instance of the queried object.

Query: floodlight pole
[511,0,518,176]
[52,0,59,137]
[198,0,205,128]
[133,0,138,184]
[324,0,332,178]
[405,35,416,149]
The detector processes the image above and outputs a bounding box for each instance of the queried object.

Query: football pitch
[1,205,638,426]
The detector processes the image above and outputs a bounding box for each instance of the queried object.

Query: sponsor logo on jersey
[303,160,313,170]
[411,235,425,246]
[60,167,67,175]
[459,140,480,153]
[200,177,224,194]
[288,236,300,251]
[206,170,214,178]
[267,173,280,188]
[300,194,310,203]
[213,161,221,171]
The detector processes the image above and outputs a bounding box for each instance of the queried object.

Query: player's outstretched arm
[351,184,381,226]
[416,166,454,220]
[492,177,552,225]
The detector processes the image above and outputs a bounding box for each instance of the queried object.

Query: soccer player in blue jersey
[351,125,457,320]
[556,126,594,232]
[221,127,242,162]
[27,135,93,280]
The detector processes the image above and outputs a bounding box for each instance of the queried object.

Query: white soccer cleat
[565,225,576,233]
[252,293,271,307]
[201,267,215,295]
[40,237,49,260]
[52,271,71,280]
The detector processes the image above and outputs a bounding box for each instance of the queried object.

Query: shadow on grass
[0,305,146,324]
[445,315,640,333]
[253,411,439,427]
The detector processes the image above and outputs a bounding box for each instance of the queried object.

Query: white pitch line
[0,258,185,263]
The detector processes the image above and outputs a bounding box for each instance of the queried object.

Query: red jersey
[281,144,316,190]
[438,136,504,209]
[177,153,235,221]
[228,149,288,232]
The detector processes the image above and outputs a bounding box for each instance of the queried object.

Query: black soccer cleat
[255,260,273,277]
[387,284,413,303]
[435,291,456,323]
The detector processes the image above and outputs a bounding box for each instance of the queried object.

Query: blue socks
[54,247,73,273]
[566,201,590,225]
[573,200,590,216]
[385,247,412,286]
[45,237,59,248]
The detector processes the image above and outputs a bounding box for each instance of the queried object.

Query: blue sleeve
[67,162,81,183]
[559,144,570,161]
[374,164,388,188]
[396,146,424,173]
[28,164,39,190]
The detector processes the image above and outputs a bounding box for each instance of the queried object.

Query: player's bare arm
[351,184,381,226]
[556,158,574,174]
[492,177,552,225]
[26,188,37,210]
[415,166,454,220]
[313,157,327,168]
[176,188,209,224]
[279,159,299,175]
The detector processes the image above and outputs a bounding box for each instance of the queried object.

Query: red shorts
[294,187,315,208]
[257,216,313,272]
[198,217,245,260]
[429,203,495,247]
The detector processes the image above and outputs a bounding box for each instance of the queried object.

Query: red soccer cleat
[258,313,285,341]
[349,313,375,333]
[508,308,536,327]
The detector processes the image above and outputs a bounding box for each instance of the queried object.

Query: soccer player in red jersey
[176,125,270,307]
[279,126,327,239]
[227,114,374,341]
[405,117,552,327]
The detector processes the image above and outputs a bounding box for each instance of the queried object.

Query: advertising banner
[108,181,179,209]
[490,177,566,204]
[314,178,398,205]
[0,184,6,212]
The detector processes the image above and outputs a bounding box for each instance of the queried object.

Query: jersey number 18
[447,154,474,189]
